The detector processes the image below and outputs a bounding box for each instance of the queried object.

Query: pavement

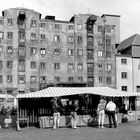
[0,121,140,140]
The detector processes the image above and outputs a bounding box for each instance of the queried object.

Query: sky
[0,0,140,41]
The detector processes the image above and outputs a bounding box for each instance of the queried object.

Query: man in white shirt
[106,98,117,128]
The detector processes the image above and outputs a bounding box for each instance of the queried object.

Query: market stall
[16,87,140,129]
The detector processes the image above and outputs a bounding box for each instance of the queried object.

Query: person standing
[106,98,117,128]
[51,97,60,130]
[97,98,106,128]
[70,100,78,129]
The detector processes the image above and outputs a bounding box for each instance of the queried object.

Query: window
[18,75,25,84]
[106,64,111,71]
[40,48,46,55]
[7,32,13,39]
[77,36,82,43]
[18,91,25,94]
[77,24,82,30]
[106,39,111,46]
[40,76,46,83]
[87,36,93,43]
[7,90,13,95]
[40,22,45,28]
[98,26,103,32]
[98,51,103,57]
[54,76,60,82]
[54,49,60,55]
[68,63,74,70]
[0,61,3,68]
[7,46,13,54]
[0,75,3,83]
[0,32,4,39]
[31,20,37,27]
[106,51,111,58]
[77,64,83,70]
[68,25,74,30]
[31,47,37,55]
[121,59,127,64]
[138,62,140,70]
[55,24,60,29]
[122,86,127,91]
[31,33,36,40]
[0,46,3,53]
[87,63,93,72]
[68,36,74,43]
[87,50,93,59]
[7,61,13,68]
[68,49,74,56]
[105,26,111,33]
[54,63,60,70]
[40,62,46,70]
[0,20,4,25]
[98,64,103,70]
[99,76,103,83]
[30,76,36,83]
[106,76,112,84]
[7,18,13,26]
[18,46,26,56]
[31,62,36,69]
[7,75,12,83]
[98,38,103,45]
[88,77,94,82]
[19,32,25,42]
[68,77,74,82]
[18,60,25,71]
[77,49,83,56]
[54,35,60,42]
[137,86,140,92]
[40,34,46,40]
[78,76,83,82]
[121,72,127,79]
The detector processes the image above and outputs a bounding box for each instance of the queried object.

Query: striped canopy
[16,87,140,99]
[0,94,14,99]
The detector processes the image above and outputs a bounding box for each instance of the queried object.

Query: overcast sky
[0,0,140,41]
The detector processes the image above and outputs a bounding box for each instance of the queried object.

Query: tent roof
[0,94,14,99]
[16,87,140,99]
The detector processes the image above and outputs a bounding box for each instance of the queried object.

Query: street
[0,121,140,140]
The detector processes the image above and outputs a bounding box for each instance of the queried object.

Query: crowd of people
[51,96,124,130]
[51,97,79,130]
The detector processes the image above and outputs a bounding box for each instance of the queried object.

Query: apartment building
[116,34,140,110]
[0,8,119,95]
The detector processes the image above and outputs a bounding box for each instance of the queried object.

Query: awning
[0,94,14,99]
[16,87,140,99]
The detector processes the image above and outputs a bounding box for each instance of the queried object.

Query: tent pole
[16,98,20,131]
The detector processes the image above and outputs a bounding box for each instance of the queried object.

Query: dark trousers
[108,111,117,128]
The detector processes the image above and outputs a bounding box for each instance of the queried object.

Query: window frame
[68,63,74,70]
[121,58,127,65]
[7,46,13,54]
[30,76,36,84]
[7,61,13,68]
[18,75,25,84]
[7,32,13,39]
[121,72,127,79]
[7,18,13,26]
[40,48,46,55]
[7,75,13,83]
[77,63,83,70]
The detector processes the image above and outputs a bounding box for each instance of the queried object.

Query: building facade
[0,8,119,95]
[116,34,140,110]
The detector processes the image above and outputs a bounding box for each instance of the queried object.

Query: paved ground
[0,121,140,140]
